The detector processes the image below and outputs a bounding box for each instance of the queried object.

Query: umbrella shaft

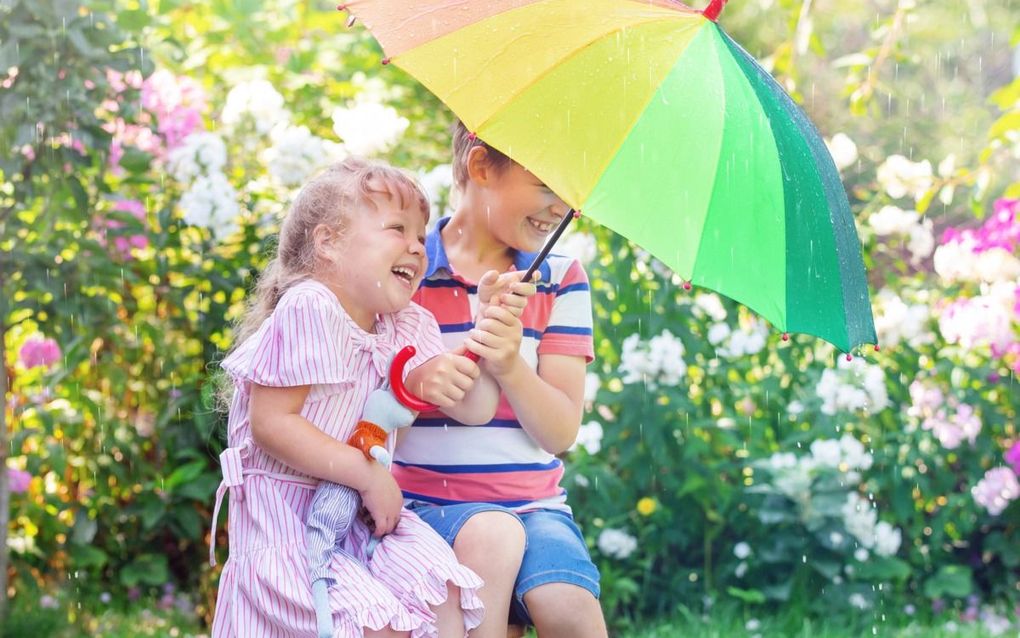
[523,210,576,282]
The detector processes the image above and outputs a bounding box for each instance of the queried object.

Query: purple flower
[127,586,141,602]
[18,337,61,369]
[972,467,1020,515]
[6,468,31,494]
[100,199,149,260]
[1005,441,1020,476]
[39,594,59,610]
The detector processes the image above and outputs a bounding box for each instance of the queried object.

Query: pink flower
[1006,441,1020,475]
[6,468,31,494]
[940,198,1020,254]
[100,199,149,259]
[922,403,981,449]
[971,467,1020,516]
[141,70,206,151]
[18,337,61,369]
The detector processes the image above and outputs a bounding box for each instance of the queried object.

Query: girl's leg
[431,584,465,637]
[453,512,527,638]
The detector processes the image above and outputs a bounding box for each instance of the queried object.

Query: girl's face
[478,161,570,253]
[318,194,428,331]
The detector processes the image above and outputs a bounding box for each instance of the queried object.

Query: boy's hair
[231,157,429,348]
[451,120,514,188]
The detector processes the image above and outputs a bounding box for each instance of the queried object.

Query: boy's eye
[389,224,405,232]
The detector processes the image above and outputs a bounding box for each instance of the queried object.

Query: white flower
[694,293,728,321]
[973,248,1020,283]
[745,618,762,632]
[733,542,752,559]
[810,439,842,468]
[786,401,805,417]
[418,163,454,221]
[907,218,935,263]
[768,452,798,470]
[933,239,980,283]
[332,101,409,156]
[735,561,748,578]
[716,319,768,358]
[572,421,603,455]
[848,593,870,610]
[938,285,1016,353]
[873,521,902,556]
[773,460,814,501]
[222,80,288,134]
[619,330,687,389]
[826,133,858,171]
[876,154,933,201]
[707,322,731,346]
[583,372,600,404]
[815,357,889,415]
[873,289,934,348]
[980,609,1013,636]
[839,434,873,471]
[167,132,227,182]
[573,474,590,488]
[556,230,597,265]
[597,528,637,559]
[263,124,333,187]
[842,492,877,548]
[179,172,240,240]
[868,205,919,236]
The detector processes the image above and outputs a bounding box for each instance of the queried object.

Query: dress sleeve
[392,303,447,372]
[221,286,355,388]
[537,258,596,363]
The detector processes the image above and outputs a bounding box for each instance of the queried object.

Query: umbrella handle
[702,0,728,21]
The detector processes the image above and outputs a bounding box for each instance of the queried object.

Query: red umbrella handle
[389,346,439,412]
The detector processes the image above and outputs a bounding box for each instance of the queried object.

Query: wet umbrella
[339,0,879,406]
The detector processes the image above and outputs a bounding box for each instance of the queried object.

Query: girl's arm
[249,383,403,534]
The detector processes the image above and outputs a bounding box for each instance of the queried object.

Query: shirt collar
[424,216,552,282]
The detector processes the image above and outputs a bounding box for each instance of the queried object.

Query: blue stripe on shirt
[414,417,522,429]
[545,325,594,335]
[394,459,563,474]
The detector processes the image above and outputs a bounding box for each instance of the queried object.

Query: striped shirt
[392,217,595,514]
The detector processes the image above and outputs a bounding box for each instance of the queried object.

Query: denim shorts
[407,501,601,625]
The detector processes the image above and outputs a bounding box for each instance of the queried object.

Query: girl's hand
[357,462,403,537]
[405,350,482,408]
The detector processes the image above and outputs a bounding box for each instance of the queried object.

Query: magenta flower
[940,198,1020,254]
[6,468,31,494]
[1006,441,1020,476]
[18,337,61,369]
[141,70,206,151]
[100,199,149,259]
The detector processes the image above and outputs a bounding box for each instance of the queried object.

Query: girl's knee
[454,511,526,555]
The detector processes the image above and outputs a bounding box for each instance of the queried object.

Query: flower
[873,521,902,557]
[583,372,600,404]
[733,542,752,559]
[332,101,409,156]
[100,199,149,260]
[619,330,687,389]
[636,497,657,516]
[6,467,31,494]
[876,154,933,201]
[842,493,877,548]
[922,403,981,450]
[848,593,871,610]
[1005,441,1020,475]
[815,357,889,415]
[39,594,59,609]
[938,285,1015,355]
[141,70,206,150]
[826,133,858,171]
[179,172,240,240]
[971,467,1020,516]
[221,79,288,135]
[168,132,227,182]
[597,528,638,559]
[868,205,919,236]
[571,421,603,455]
[19,337,61,369]
[262,124,335,187]
[714,318,768,358]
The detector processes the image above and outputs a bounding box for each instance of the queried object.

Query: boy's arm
[488,353,586,455]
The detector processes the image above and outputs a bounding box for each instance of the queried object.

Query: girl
[211,158,506,637]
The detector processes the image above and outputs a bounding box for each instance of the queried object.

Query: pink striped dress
[211,279,484,637]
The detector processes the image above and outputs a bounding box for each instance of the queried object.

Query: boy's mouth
[527,217,557,233]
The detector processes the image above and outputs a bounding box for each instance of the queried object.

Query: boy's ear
[465,145,493,185]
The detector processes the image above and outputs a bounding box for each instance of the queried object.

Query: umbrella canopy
[341,0,877,353]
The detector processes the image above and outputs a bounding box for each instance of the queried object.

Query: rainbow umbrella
[340,0,877,353]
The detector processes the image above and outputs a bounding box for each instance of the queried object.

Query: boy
[393,122,608,638]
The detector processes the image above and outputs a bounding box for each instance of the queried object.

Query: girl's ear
[311,224,338,262]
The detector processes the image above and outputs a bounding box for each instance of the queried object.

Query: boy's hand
[469,304,527,378]
[404,349,481,408]
[476,270,537,321]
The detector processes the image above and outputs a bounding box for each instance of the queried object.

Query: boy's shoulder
[541,253,591,289]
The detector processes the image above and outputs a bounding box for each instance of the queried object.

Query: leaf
[120,554,169,588]
[70,544,108,569]
[855,556,911,581]
[727,586,766,604]
[165,459,207,489]
[923,566,973,600]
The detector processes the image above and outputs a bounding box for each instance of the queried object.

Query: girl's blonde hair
[231,157,429,348]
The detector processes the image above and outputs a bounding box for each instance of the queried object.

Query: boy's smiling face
[478,160,570,253]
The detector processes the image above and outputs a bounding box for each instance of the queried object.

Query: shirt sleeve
[221,286,355,388]
[392,303,446,372]
[538,258,595,363]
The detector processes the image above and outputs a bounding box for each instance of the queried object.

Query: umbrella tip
[701,0,727,21]
[781,332,789,341]
[573,210,582,219]
[682,281,692,291]
[381,57,391,65]
[467,131,477,141]
[336,3,347,11]
[874,344,881,352]
[845,353,853,362]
